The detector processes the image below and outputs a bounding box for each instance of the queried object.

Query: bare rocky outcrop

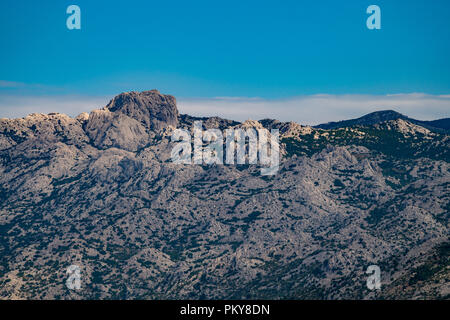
[85,109,148,151]
[84,90,179,151]
[104,90,178,130]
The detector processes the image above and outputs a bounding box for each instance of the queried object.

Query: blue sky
[0,0,449,122]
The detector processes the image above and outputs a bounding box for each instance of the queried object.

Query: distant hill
[315,110,450,133]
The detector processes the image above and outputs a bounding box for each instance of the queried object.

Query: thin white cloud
[178,94,450,125]
[0,95,109,119]
[0,80,26,88]
[0,93,448,125]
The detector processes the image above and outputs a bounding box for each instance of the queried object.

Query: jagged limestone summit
[0,90,449,299]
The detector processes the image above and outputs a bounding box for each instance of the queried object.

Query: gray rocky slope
[0,90,448,299]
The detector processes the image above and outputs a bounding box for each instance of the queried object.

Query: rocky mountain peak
[237,120,264,129]
[84,90,179,151]
[104,90,179,130]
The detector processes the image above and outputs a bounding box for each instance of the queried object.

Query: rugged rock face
[84,110,149,151]
[84,90,178,151]
[0,91,448,300]
[104,90,178,130]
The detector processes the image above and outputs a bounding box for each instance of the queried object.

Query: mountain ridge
[0,90,448,300]
[2,92,449,134]
[314,110,450,133]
